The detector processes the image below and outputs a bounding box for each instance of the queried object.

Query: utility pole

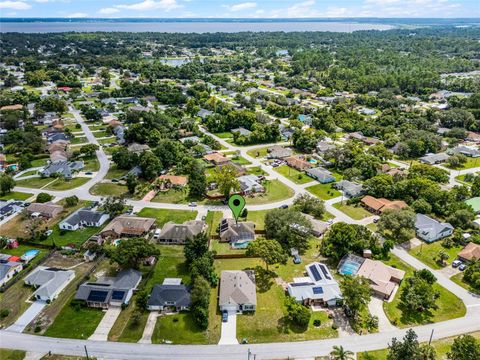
[429,329,434,345]
[84,345,90,360]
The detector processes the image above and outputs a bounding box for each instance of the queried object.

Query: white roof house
[24,266,75,302]
[415,213,454,243]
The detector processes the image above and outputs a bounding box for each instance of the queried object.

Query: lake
[0,21,394,33]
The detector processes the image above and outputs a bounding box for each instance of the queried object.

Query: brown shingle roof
[101,216,155,237]
[458,242,480,262]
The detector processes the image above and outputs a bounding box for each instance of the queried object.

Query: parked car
[279,204,288,209]
[459,264,467,271]
[327,219,334,225]
[293,255,302,264]
[45,230,53,237]
[452,260,462,268]
[189,202,197,207]
[85,172,93,175]
[111,178,119,183]
[222,311,228,322]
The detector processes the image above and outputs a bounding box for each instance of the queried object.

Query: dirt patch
[42,253,84,269]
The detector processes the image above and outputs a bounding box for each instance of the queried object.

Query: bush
[331,322,338,330]
[0,308,10,318]
[313,319,321,327]
[34,325,42,333]
[36,192,53,203]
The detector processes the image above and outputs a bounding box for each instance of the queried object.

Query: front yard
[382,255,466,328]
[89,182,128,196]
[274,165,312,185]
[153,312,208,344]
[245,180,294,205]
[451,272,480,295]
[306,183,341,200]
[0,191,32,201]
[136,208,197,227]
[333,202,371,220]
[408,241,462,270]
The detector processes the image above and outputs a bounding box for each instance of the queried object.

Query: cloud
[0,1,31,10]
[66,12,87,18]
[116,0,181,11]
[270,0,318,18]
[361,0,464,17]
[98,7,120,15]
[228,2,257,12]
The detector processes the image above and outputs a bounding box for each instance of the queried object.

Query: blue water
[339,262,361,276]
[23,249,39,257]
[0,21,394,33]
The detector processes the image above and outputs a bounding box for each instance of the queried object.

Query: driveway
[218,311,238,345]
[138,311,159,344]
[7,301,47,333]
[368,297,396,332]
[89,307,121,341]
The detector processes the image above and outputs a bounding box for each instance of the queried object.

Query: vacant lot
[306,183,341,200]
[0,191,32,201]
[245,180,294,205]
[333,202,371,220]
[274,165,312,185]
[137,208,197,227]
[408,241,462,270]
[451,272,480,295]
[90,182,128,196]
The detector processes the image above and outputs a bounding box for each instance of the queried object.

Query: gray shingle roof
[147,284,191,308]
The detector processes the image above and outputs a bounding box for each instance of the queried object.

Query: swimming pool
[23,249,40,257]
[337,254,364,276]
[231,240,252,249]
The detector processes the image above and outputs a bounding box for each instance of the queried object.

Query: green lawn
[98,138,116,145]
[70,137,88,145]
[43,300,105,339]
[213,132,233,139]
[30,158,48,167]
[93,130,112,138]
[231,156,252,166]
[247,146,270,158]
[333,202,371,220]
[274,165,312,184]
[383,255,466,328]
[210,240,246,255]
[90,182,128,196]
[0,349,26,360]
[45,177,90,191]
[205,210,223,237]
[137,208,197,227]
[18,169,39,177]
[82,158,100,172]
[455,173,478,185]
[306,183,341,200]
[451,272,480,295]
[15,177,55,189]
[245,180,294,205]
[105,166,129,180]
[0,191,32,201]
[408,241,462,270]
[244,209,269,231]
[151,189,189,204]
[153,312,209,344]
[47,226,101,248]
[447,157,480,170]
[358,331,480,359]
[246,166,266,176]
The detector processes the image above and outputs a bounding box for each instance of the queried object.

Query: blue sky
[0,0,479,18]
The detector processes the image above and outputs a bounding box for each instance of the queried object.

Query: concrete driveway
[89,307,121,341]
[368,297,396,332]
[218,311,238,345]
[7,301,47,333]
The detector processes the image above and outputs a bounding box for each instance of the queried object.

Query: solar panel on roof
[312,287,324,294]
[309,265,322,282]
[87,290,108,303]
[319,264,331,280]
[111,290,125,301]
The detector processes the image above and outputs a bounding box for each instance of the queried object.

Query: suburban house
[41,160,84,179]
[305,167,336,183]
[285,156,313,171]
[466,131,480,143]
[157,220,206,244]
[458,242,480,263]
[361,196,409,215]
[147,278,191,312]
[0,261,23,287]
[231,127,252,137]
[238,174,264,194]
[219,270,257,313]
[449,145,480,158]
[75,269,142,309]
[219,218,255,248]
[267,145,292,159]
[59,209,110,231]
[419,153,450,165]
[204,152,229,165]
[24,266,75,302]
[338,254,405,300]
[302,214,329,237]
[218,161,246,176]
[0,200,24,218]
[157,175,188,189]
[316,141,336,155]
[334,180,364,198]
[127,143,150,154]
[197,108,213,119]
[26,202,64,219]
[287,262,342,307]
[415,213,454,243]
[99,216,156,239]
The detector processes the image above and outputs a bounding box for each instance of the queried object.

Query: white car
[452,260,462,268]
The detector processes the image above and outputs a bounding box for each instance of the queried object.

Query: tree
[36,192,53,203]
[65,195,79,207]
[126,173,138,194]
[463,261,480,291]
[448,334,480,360]
[472,176,480,197]
[447,209,475,229]
[213,165,240,199]
[293,193,325,219]
[246,238,287,270]
[378,209,416,243]
[364,174,395,199]
[190,252,217,286]
[110,237,159,269]
[322,223,381,261]
[184,232,209,264]
[139,151,162,181]
[264,209,312,253]
[112,147,137,170]
[400,271,439,312]
[102,196,126,216]
[330,345,355,360]
[285,296,311,328]
[0,174,15,195]
[388,329,435,360]
[188,160,207,197]
[340,276,371,318]
[411,198,432,214]
[437,250,449,266]
[79,144,99,158]
[191,276,211,330]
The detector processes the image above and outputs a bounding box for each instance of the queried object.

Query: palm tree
[330,345,355,360]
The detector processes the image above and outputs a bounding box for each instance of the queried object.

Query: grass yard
[447,157,480,170]
[246,166,266,176]
[245,180,294,205]
[0,191,32,201]
[70,137,88,145]
[231,156,252,166]
[153,312,209,344]
[98,138,116,145]
[213,132,233,139]
[43,299,105,339]
[90,182,128,196]
[274,165,312,185]
[205,210,223,237]
[30,158,48,167]
[0,349,26,360]
[247,146,269,158]
[92,130,111,138]
[137,208,197,227]
[105,166,129,180]
[408,241,463,270]
[333,202,371,220]
[82,158,100,172]
[18,169,39,177]
[47,226,101,248]
[306,183,341,200]
[210,240,246,255]
[15,177,55,189]
[244,209,269,231]
[383,255,466,328]
[451,272,480,295]
[151,189,188,204]
[358,331,480,359]
[45,177,90,191]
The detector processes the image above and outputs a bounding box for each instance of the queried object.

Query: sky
[0,0,479,19]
